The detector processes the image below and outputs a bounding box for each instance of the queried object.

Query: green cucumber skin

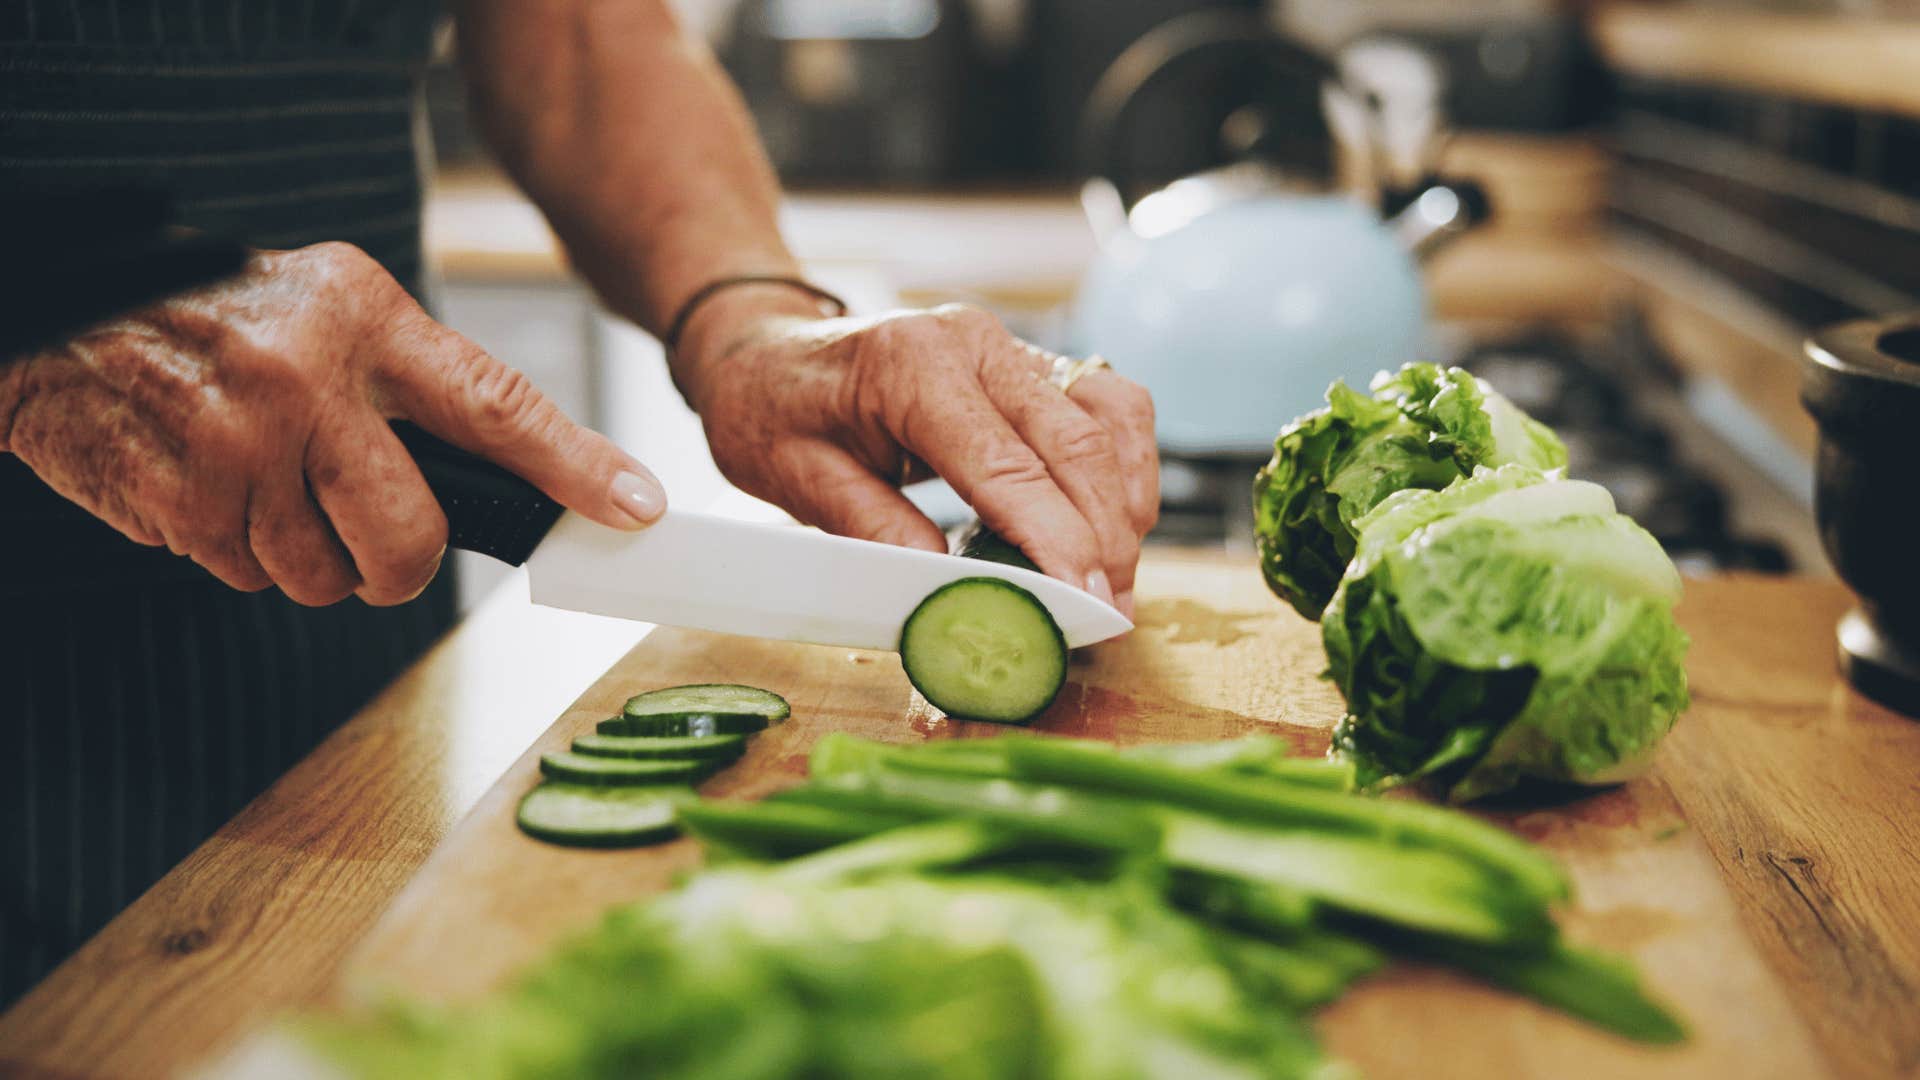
[898,577,1068,725]
[515,784,686,848]
[572,733,747,760]
[950,521,1040,573]
[622,683,791,723]
[598,713,771,738]
[538,752,714,786]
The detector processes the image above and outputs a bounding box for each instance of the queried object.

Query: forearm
[456,0,819,394]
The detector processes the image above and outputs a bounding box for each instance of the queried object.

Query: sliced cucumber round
[598,713,770,738]
[538,751,714,786]
[515,783,688,848]
[571,732,748,760]
[599,684,791,737]
[898,576,1067,725]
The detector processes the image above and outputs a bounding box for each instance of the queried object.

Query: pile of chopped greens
[305,733,1683,1079]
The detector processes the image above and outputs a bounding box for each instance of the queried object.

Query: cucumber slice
[597,713,770,738]
[538,752,715,786]
[600,683,790,736]
[898,577,1067,724]
[515,783,688,848]
[572,733,747,760]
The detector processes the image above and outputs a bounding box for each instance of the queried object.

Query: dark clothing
[1,0,450,1003]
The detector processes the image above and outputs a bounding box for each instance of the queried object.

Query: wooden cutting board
[314,557,1916,1079]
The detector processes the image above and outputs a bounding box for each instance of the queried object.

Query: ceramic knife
[397,424,1132,649]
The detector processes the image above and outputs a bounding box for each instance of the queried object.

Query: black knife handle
[391,422,564,565]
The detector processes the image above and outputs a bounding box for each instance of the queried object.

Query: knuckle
[971,444,1051,493]
[1124,378,1156,418]
[285,242,402,312]
[204,550,272,593]
[386,514,449,590]
[186,411,266,470]
[1053,418,1117,467]
[464,363,550,443]
[934,302,1001,334]
[281,569,357,608]
[302,240,379,280]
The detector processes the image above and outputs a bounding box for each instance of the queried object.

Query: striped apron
[1,0,453,1003]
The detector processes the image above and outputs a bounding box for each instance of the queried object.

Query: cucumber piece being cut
[515,783,688,848]
[572,732,747,760]
[899,577,1067,724]
[538,751,715,786]
[950,520,1041,572]
[600,683,790,737]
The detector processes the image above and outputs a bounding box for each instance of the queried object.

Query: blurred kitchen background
[421,0,1920,608]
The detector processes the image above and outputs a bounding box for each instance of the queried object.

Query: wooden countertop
[425,151,1623,325]
[2,560,1916,1078]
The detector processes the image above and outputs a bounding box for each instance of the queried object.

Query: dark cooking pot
[1802,315,1920,716]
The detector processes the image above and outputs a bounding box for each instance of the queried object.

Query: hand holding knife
[396,423,1133,650]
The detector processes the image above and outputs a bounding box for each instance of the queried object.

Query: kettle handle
[1079,11,1341,208]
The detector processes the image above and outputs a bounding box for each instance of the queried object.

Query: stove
[1146,322,1799,576]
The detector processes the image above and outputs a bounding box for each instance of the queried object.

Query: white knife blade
[523,510,1133,650]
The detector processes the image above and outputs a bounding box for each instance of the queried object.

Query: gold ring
[1046,354,1111,395]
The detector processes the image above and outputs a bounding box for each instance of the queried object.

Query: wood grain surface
[1592,2,1920,121]
[5,560,1917,1078]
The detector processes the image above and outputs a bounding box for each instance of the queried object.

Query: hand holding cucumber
[670,298,1158,617]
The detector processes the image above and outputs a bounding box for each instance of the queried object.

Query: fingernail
[1085,569,1114,606]
[1116,589,1134,618]
[610,468,666,527]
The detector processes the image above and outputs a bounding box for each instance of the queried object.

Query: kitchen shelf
[1592,2,1920,120]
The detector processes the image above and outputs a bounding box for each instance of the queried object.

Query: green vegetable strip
[1117,735,1356,790]
[1005,738,1570,902]
[810,732,1022,780]
[1165,869,1318,933]
[776,819,1010,884]
[1241,756,1358,791]
[1404,935,1687,1044]
[1161,813,1552,945]
[1204,925,1386,1011]
[809,769,1164,854]
[676,800,915,858]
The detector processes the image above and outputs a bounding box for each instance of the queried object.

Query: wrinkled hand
[678,300,1158,615]
[0,243,665,605]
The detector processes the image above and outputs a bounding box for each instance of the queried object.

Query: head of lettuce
[1252,362,1567,621]
[1322,465,1690,803]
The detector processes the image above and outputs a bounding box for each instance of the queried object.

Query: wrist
[668,280,842,412]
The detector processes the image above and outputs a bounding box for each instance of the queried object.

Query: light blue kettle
[1070,16,1485,456]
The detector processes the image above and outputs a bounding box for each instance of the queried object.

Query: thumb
[373,318,666,530]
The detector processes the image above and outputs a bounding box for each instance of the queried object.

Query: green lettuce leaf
[1253,363,1567,621]
[1324,465,1690,802]
[302,871,1339,1080]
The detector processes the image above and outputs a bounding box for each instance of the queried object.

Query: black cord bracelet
[662,274,848,352]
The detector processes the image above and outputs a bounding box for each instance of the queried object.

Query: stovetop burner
[1145,327,1794,576]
